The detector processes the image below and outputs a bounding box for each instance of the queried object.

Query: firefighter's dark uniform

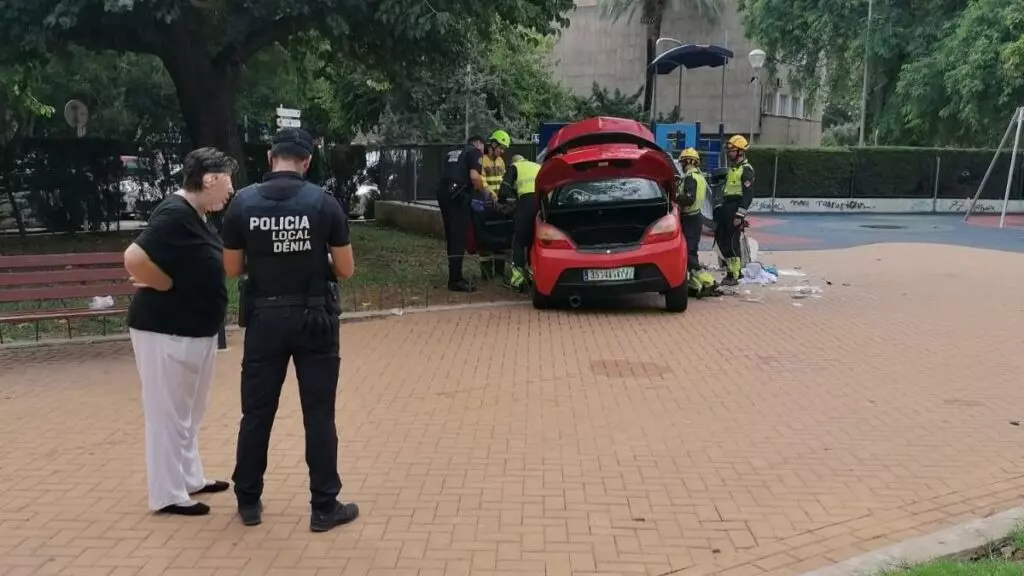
[438,142,483,291]
[222,129,357,532]
[714,159,754,283]
[498,158,540,289]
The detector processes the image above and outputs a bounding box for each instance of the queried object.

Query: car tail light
[643,214,680,244]
[536,223,575,249]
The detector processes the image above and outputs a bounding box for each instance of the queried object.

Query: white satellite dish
[64,100,89,137]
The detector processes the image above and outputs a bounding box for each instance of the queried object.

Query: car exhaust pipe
[568,294,582,308]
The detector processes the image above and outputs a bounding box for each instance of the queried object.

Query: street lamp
[655,37,684,122]
[748,49,766,145]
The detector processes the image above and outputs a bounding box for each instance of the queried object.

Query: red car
[529,117,689,312]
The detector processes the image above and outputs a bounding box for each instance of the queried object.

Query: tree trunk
[161,49,248,188]
[641,1,665,116]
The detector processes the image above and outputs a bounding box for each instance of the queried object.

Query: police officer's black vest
[240,181,328,301]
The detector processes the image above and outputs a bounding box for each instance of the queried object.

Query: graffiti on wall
[946,199,998,213]
[749,198,876,213]
[747,197,1024,213]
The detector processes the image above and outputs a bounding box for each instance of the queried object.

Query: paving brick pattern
[3,243,1024,576]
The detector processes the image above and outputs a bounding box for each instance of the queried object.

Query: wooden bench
[0,252,135,342]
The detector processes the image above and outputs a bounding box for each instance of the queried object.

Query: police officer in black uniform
[438,135,487,292]
[221,128,359,532]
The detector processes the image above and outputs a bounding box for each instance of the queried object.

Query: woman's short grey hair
[182,147,238,192]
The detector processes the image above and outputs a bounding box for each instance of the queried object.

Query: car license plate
[583,267,635,282]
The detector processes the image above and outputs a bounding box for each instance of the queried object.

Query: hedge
[745,146,1024,200]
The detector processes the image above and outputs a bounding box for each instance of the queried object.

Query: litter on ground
[738,262,778,285]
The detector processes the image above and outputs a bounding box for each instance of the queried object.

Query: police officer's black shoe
[310,501,360,533]
[238,501,263,526]
[447,280,477,293]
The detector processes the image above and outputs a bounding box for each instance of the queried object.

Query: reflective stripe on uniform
[723,160,752,198]
[482,156,505,195]
[512,160,541,196]
[682,169,708,215]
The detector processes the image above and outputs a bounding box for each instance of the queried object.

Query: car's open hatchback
[537,117,678,250]
[529,117,689,312]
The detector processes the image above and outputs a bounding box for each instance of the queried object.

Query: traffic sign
[276,107,301,119]
[531,133,540,144]
[276,117,301,128]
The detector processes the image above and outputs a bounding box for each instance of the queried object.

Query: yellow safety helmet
[727,135,749,151]
[679,148,701,163]
[489,130,511,148]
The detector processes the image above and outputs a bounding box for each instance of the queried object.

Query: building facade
[550,0,823,146]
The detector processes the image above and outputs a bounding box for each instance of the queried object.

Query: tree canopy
[0,0,574,177]
[740,0,1024,147]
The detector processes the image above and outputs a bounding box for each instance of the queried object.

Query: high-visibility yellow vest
[681,168,708,215]
[724,160,753,198]
[481,155,505,196]
[512,160,540,196]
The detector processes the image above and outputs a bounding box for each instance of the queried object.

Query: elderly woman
[123,147,237,516]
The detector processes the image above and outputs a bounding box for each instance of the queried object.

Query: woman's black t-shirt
[127,194,228,338]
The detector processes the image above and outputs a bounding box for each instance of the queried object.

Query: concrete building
[550,0,823,146]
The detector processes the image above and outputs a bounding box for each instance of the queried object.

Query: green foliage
[821,122,858,147]
[746,145,1024,201]
[746,147,854,199]
[573,83,647,121]
[880,560,1024,576]
[19,47,180,142]
[740,0,1024,147]
[0,0,575,170]
[0,65,56,143]
[374,23,578,144]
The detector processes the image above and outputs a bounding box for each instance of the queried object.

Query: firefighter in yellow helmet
[715,135,754,285]
[479,129,511,280]
[677,148,717,297]
[498,154,541,291]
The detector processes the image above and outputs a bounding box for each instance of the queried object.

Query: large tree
[0,0,572,178]
[739,0,1024,146]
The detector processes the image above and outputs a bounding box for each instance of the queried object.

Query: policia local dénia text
[249,215,313,253]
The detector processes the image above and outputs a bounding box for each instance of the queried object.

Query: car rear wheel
[664,284,689,313]
[531,284,556,310]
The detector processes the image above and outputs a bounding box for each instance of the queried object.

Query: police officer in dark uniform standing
[437,135,487,292]
[221,128,359,532]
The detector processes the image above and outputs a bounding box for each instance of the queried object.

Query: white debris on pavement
[738,262,778,285]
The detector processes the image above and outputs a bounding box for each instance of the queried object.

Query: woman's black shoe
[189,480,230,495]
[158,502,210,516]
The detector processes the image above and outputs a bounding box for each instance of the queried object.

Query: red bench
[0,252,135,342]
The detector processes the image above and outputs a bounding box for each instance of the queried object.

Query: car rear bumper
[532,237,687,297]
[547,263,673,299]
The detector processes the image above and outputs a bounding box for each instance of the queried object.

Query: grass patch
[0,223,523,343]
[881,525,1024,576]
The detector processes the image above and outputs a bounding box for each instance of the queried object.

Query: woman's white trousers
[129,329,217,511]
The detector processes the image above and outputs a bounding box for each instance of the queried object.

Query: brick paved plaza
[3,242,1024,576]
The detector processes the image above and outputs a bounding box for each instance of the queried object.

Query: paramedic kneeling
[221,128,359,533]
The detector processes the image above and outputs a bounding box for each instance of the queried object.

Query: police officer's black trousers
[713,202,742,260]
[682,212,704,271]
[511,193,536,268]
[232,307,342,513]
[436,187,469,285]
